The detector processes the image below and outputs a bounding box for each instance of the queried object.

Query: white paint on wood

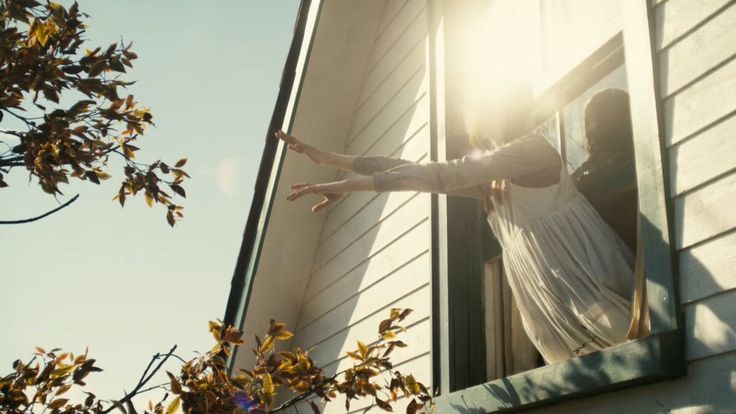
[669,114,736,196]
[296,285,431,366]
[674,171,736,249]
[347,67,429,149]
[305,196,430,300]
[319,113,429,241]
[358,13,429,112]
[685,290,736,360]
[300,222,431,329]
[353,39,427,136]
[663,56,736,146]
[659,3,736,97]
[655,0,732,50]
[371,0,425,66]
[297,253,430,346]
[679,230,736,304]
[314,125,430,267]
[313,190,422,270]
[377,0,410,36]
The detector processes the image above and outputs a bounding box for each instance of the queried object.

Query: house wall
[522,0,736,412]
[290,0,434,412]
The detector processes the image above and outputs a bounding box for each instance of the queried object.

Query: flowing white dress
[487,162,634,363]
[360,135,636,363]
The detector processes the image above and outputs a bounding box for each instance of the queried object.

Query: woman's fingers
[312,193,342,212]
[287,183,313,201]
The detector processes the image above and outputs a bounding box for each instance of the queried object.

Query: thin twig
[99,345,177,414]
[0,194,80,224]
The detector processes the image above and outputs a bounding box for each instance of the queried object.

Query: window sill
[433,329,685,413]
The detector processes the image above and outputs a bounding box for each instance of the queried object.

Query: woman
[276,93,635,364]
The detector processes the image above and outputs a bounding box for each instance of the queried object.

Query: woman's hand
[287,182,345,212]
[275,130,326,165]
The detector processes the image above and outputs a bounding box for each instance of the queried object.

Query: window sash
[429,0,685,410]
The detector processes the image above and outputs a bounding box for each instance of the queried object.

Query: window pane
[539,0,622,87]
[562,65,628,173]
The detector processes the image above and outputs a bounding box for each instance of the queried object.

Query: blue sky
[0,0,299,402]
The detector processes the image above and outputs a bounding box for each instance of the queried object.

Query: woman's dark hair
[584,88,633,157]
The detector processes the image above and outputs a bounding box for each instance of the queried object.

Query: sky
[0,0,300,403]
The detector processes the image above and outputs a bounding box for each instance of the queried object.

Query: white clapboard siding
[673,171,736,250]
[684,290,736,361]
[297,253,430,348]
[347,67,429,150]
[358,1,427,107]
[305,197,429,300]
[290,3,433,409]
[658,3,736,97]
[352,33,428,135]
[300,285,431,367]
[663,56,736,146]
[313,126,430,268]
[679,230,736,304]
[313,190,423,271]
[299,222,430,330]
[654,0,732,49]
[319,96,430,239]
[669,114,736,196]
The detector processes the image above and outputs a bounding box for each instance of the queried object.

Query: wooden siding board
[352,39,427,137]
[305,196,430,300]
[663,42,736,146]
[312,127,429,269]
[320,92,429,242]
[685,290,736,361]
[297,285,431,366]
[357,17,429,115]
[674,172,736,249]
[297,252,430,344]
[358,2,427,106]
[654,0,733,50]
[679,230,736,304]
[659,3,736,97]
[669,114,736,196]
[370,0,425,69]
[347,67,429,149]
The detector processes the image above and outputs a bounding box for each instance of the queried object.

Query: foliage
[0,0,188,225]
[0,309,433,414]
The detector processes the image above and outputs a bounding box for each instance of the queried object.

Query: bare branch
[0,194,80,225]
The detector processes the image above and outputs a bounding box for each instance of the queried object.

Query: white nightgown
[360,135,637,363]
[487,162,634,363]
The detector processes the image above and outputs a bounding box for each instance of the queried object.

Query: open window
[429,0,685,411]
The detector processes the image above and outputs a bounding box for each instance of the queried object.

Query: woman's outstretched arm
[287,135,561,212]
[275,130,412,174]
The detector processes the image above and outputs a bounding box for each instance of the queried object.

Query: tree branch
[100,345,178,414]
[0,194,80,224]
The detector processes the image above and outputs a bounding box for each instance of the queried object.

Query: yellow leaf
[357,341,369,358]
[165,396,180,414]
[145,192,154,207]
[275,331,293,341]
[48,398,69,409]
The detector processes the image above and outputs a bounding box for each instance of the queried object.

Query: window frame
[428,0,685,411]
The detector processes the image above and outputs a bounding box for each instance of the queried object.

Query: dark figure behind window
[574,89,637,252]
